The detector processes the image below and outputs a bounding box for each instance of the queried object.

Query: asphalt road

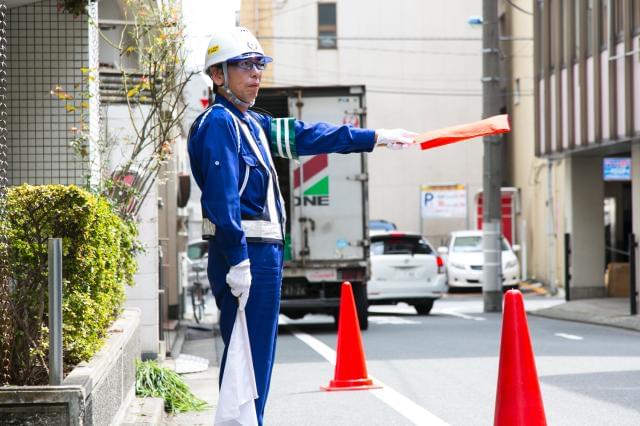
[258,292,640,425]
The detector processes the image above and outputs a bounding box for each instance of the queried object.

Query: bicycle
[189,264,209,323]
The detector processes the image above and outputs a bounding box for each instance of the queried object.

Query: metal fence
[0,0,13,386]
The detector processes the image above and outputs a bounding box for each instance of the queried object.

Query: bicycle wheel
[191,284,205,323]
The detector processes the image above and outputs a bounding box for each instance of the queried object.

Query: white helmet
[204,26,272,73]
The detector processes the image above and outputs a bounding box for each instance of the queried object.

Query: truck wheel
[352,282,369,331]
[414,299,434,315]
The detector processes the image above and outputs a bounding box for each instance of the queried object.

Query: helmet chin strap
[221,62,254,108]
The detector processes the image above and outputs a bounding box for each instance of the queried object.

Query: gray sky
[182,0,241,72]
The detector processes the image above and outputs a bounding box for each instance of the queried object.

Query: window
[451,236,509,253]
[574,0,581,59]
[586,0,593,55]
[601,0,608,49]
[318,3,337,49]
[550,0,561,69]
[564,0,574,63]
[613,0,624,41]
[370,235,433,256]
[187,241,208,260]
[537,0,544,75]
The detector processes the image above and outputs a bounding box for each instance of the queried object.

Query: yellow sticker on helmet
[207,45,220,55]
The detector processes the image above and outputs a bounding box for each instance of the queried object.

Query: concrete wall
[565,156,606,298]
[0,309,141,426]
[633,142,640,297]
[241,0,484,239]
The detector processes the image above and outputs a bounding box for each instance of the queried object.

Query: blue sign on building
[603,158,631,181]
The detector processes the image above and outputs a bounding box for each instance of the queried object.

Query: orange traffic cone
[494,289,547,426]
[321,282,381,391]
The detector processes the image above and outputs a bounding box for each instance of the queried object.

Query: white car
[441,230,520,289]
[368,232,447,315]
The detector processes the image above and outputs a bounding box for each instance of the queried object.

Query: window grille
[7,0,89,186]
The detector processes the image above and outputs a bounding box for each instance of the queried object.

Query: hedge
[3,184,138,385]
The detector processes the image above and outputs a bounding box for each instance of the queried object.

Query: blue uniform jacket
[188,95,376,266]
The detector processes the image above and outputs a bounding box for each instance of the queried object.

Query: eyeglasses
[230,60,267,71]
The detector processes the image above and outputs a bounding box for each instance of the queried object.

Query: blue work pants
[209,242,283,426]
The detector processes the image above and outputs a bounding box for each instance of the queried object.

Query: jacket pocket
[239,153,268,216]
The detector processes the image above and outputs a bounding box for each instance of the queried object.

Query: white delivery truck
[253,85,370,329]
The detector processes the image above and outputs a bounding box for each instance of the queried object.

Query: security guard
[188,26,416,425]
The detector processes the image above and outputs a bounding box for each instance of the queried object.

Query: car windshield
[370,236,433,255]
[369,220,397,231]
[187,241,208,260]
[452,236,509,253]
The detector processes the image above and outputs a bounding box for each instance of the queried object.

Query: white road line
[369,316,421,325]
[280,315,450,426]
[555,332,584,340]
[437,309,485,321]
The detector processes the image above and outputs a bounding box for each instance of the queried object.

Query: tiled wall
[7,0,88,185]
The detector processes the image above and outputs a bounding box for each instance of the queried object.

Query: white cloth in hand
[376,128,417,150]
[214,309,258,426]
[226,259,251,310]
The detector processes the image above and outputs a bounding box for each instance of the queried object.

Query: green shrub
[3,184,138,385]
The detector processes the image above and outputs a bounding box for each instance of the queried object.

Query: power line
[269,38,533,58]
[275,62,487,83]
[275,62,535,82]
[250,0,318,23]
[260,75,533,97]
[259,35,483,41]
[271,39,482,56]
[504,0,534,16]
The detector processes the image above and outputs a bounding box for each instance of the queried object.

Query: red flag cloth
[416,114,511,150]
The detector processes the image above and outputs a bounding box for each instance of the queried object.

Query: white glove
[375,128,417,150]
[226,259,252,310]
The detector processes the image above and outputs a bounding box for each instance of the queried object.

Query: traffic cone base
[321,282,381,392]
[321,377,382,392]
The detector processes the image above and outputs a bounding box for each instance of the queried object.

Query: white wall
[270,0,483,238]
[102,104,160,356]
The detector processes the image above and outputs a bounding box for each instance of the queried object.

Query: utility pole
[482,0,503,312]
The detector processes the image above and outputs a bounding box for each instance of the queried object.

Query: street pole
[482,0,503,312]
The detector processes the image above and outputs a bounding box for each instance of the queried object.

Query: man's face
[211,59,264,105]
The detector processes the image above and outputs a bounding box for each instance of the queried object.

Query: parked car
[369,219,398,233]
[439,230,520,289]
[367,231,447,315]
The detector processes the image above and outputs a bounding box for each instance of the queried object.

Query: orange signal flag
[416,114,511,150]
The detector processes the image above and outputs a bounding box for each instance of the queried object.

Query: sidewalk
[529,296,640,332]
[162,307,220,425]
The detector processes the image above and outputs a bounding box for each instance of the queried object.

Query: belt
[202,217,283,241]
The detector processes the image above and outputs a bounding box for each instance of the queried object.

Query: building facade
[508,0,640,298]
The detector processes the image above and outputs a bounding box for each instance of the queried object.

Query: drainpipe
[546,159,557,294]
